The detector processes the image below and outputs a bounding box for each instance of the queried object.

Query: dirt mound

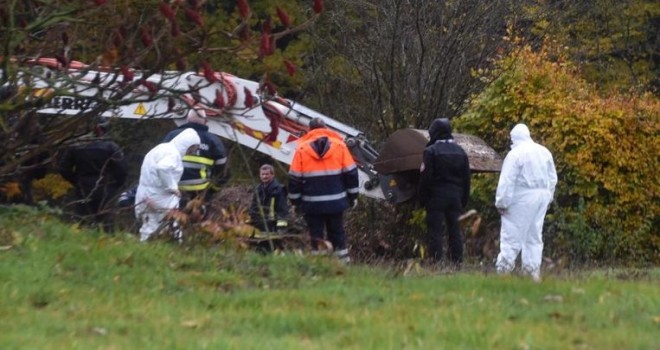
[211,184,253,210]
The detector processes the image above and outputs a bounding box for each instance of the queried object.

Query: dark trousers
[75,184,118,232]
[304,212,346,251]
[425,196,464,264]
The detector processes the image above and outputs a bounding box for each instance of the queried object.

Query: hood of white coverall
[171,128,201,156]
[496,122,556,210]
[510,123,532,148]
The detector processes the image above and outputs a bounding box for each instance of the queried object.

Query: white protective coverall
[495,124,557,279]
[135,128,200,241]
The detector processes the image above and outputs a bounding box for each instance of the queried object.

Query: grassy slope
[0,206,658,350]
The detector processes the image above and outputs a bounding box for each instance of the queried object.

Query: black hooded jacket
[58,136,128,192]
[418,118,471,207]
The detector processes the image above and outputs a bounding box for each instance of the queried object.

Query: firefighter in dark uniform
[418,118,471,265]
[162,108,228,208]
[249,163,289,233]
[58,118,128,232]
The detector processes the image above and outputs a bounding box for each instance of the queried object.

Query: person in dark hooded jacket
[58,119,128,232]
[418,118,471,265]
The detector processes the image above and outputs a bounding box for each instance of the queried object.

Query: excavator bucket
[373,128,503,203]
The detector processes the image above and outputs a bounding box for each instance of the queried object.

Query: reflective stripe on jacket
[249,179,288,224]
[162,123,228,192]
[178,154,214,191]
[288,129,359,214]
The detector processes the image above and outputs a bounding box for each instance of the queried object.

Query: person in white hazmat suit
[495,123,557,282]
[135,128,201,242]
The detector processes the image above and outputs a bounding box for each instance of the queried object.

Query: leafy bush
[455,40,659,265]
[32,174,72,201]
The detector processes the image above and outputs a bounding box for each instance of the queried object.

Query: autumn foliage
[456,40,659,265]
[0,0,317,208]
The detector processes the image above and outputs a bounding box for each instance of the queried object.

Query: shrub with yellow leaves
[456,39,659,265]
[32,174,73,201]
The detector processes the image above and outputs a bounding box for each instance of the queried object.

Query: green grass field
[0,206,658,349]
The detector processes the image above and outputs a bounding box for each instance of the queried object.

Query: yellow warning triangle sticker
[134,103,147,115]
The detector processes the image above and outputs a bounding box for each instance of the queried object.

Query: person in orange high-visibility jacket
[288,118,359,263]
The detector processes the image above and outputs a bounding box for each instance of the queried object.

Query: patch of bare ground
[210,184,253,210]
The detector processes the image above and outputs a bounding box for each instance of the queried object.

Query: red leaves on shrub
[259,33,272,58]
[261,80,276,96]
[140,26,153,47]
[159,2,176,21]
[237,0,250,20]
[93,0,107,5]
[185,8,204,27]
[140,79,158,94]
[214,90,226,109]
[313,0,323,14]
[112,29,123,48]
[276,7,291,28]
[202,61,217,83]
[120,65,134,82]
[284,60,296,76]
[244,87,255,108]
[266,112,279,142]
[262,16,272,34]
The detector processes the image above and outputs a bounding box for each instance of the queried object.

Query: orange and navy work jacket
[288,128,359,214]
